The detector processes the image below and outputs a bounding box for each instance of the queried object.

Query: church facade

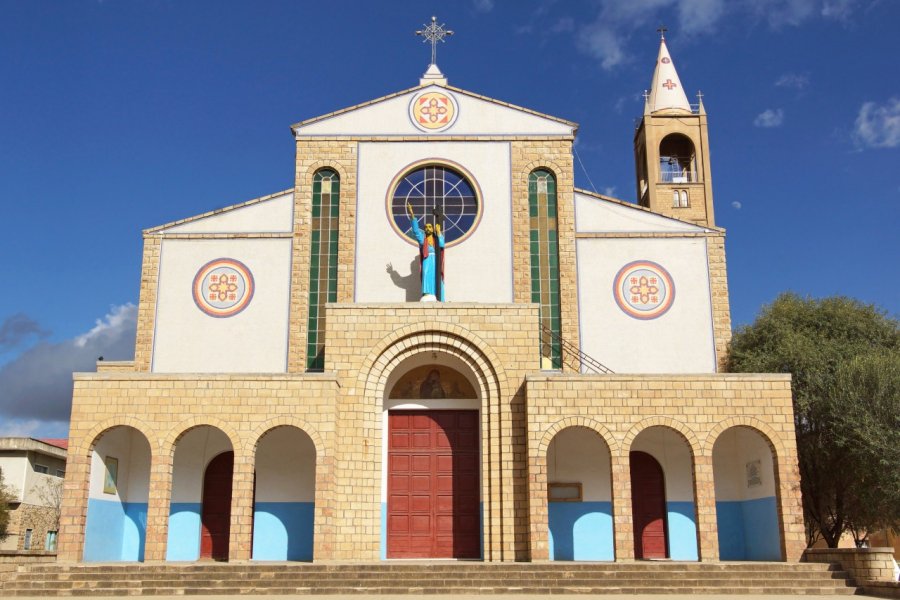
[57,35,806,564]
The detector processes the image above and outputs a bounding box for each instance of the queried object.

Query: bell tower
[634,30,715,227]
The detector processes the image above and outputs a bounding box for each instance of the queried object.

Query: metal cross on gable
[416,16,454,66]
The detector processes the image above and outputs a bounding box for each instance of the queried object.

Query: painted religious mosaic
[409,90,458,132]
[613,260,675,320]
[389,365,477,400]
[192,258,255,318]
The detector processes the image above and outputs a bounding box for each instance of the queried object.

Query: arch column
[144,452,173,561]
[692,453,719,561]
[56,447,91,562]
[527,449,550,561]
[611,452,635,561]
[229,450,255,561]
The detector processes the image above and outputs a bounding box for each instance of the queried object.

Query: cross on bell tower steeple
[416,16,453,86]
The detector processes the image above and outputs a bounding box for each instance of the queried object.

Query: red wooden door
[200,451,233,561]
[387,410,479,558]
[630,450,668,559]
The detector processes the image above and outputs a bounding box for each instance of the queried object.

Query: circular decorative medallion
[192,258,255,318]
[613,260,675,320]
[387,162,482,247]
[661,57,671,64]
[409,90,458,132]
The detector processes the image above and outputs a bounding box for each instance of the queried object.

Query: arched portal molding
[304,161,349,182]
[358,323,508,403]
[622,417,702,459]
[537,417,618,456]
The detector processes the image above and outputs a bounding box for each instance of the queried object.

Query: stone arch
[79,417,156,459]
[161,417,242,460]
[244,418,325,458]
[538,416,619,456]
[703,417,785,459]
[622,417,702,459]
[358,322,508,402]
[303,160,350,182]
[522,159,570,183]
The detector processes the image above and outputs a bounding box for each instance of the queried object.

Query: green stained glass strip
[307,169,340,371]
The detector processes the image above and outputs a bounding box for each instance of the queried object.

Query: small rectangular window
[45,531,58,551]
[23,529,33,550]
[34,464,49,474]
[56,469,65,478]
[548,482,583,502]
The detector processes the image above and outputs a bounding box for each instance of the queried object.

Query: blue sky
[1,0,897,437]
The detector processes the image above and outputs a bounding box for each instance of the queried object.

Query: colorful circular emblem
[409,90,458,132]
[192,258,255,318]
[613,260,675,320]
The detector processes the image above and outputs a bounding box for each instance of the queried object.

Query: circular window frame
[385,159,484,248]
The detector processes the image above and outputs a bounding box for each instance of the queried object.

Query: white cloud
[603,186,618,197]
[731,201,743,209]
[472,0,494,13]
[0,304,137,426]
[853,98,900,149]
[775,72,810,89]
[677,0,726,35]
[754,108,785,127]
[0,313,49,353]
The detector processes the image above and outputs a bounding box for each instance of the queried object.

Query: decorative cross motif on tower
[657,24,668,39]
[662,79,677,90]
[416,16,454,66]
[696,90,704,102]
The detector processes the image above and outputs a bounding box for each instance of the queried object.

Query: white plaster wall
[163,193,293,234]
[576,237,716,373]
[294,86,573,137]
[170,427,232,504]
[89,427,151,503]
[255,427,316,503]
[152,238,292,373]
[547,428,611,501]
[712,428,776,501]
[355,141,513,303]
[575,193,705,233]
[0,455,26,502]
[631,427,695,503]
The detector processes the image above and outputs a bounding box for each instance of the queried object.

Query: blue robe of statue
[410,218,445,301]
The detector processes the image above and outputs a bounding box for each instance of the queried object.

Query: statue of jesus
[406,202,445,301]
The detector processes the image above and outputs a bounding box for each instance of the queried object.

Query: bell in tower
[634,29,716,227]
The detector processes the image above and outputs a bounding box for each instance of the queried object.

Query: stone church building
[56,33,805,565]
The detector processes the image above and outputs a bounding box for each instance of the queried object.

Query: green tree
[0,468,13,541]
[727,293,900,547]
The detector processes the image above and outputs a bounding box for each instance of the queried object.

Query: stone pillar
[56,447,91,562]
[229,450,255,561]
[527,445,550,561]
[143,452,173,562]
[611,452,634,561]
[692,454,720,561]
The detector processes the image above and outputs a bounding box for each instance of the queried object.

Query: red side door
[387,410,479,558]
[200,451,233,561]
[630,450,668,559]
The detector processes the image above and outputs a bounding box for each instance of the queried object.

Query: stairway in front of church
[1,561,859,596]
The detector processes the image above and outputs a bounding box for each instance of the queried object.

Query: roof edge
[574,187,725,233]
[144,188,294,234]
[291,83,578,132]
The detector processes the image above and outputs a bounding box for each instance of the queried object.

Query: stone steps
[1,561,859,596]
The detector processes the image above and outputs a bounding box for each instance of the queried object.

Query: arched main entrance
[630,451,667,559]
[383,356,482,559]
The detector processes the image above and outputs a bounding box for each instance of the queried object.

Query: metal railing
[540,325,614,375]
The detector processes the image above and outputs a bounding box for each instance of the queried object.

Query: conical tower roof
[647,35,692,115]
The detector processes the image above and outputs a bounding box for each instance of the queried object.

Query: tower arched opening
[659,134,697,183]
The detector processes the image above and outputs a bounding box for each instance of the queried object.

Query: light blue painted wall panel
[548,502,614,561]
[252,502,314,561]
[667,501,699,561]
[715,501,746,560]
[166,503,201,561]
[84,499,148,562]
[742,496,781,560]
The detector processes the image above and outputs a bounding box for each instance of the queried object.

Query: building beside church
[56,32,806,564]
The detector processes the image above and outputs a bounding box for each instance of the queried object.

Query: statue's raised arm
[406,203,445,301]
